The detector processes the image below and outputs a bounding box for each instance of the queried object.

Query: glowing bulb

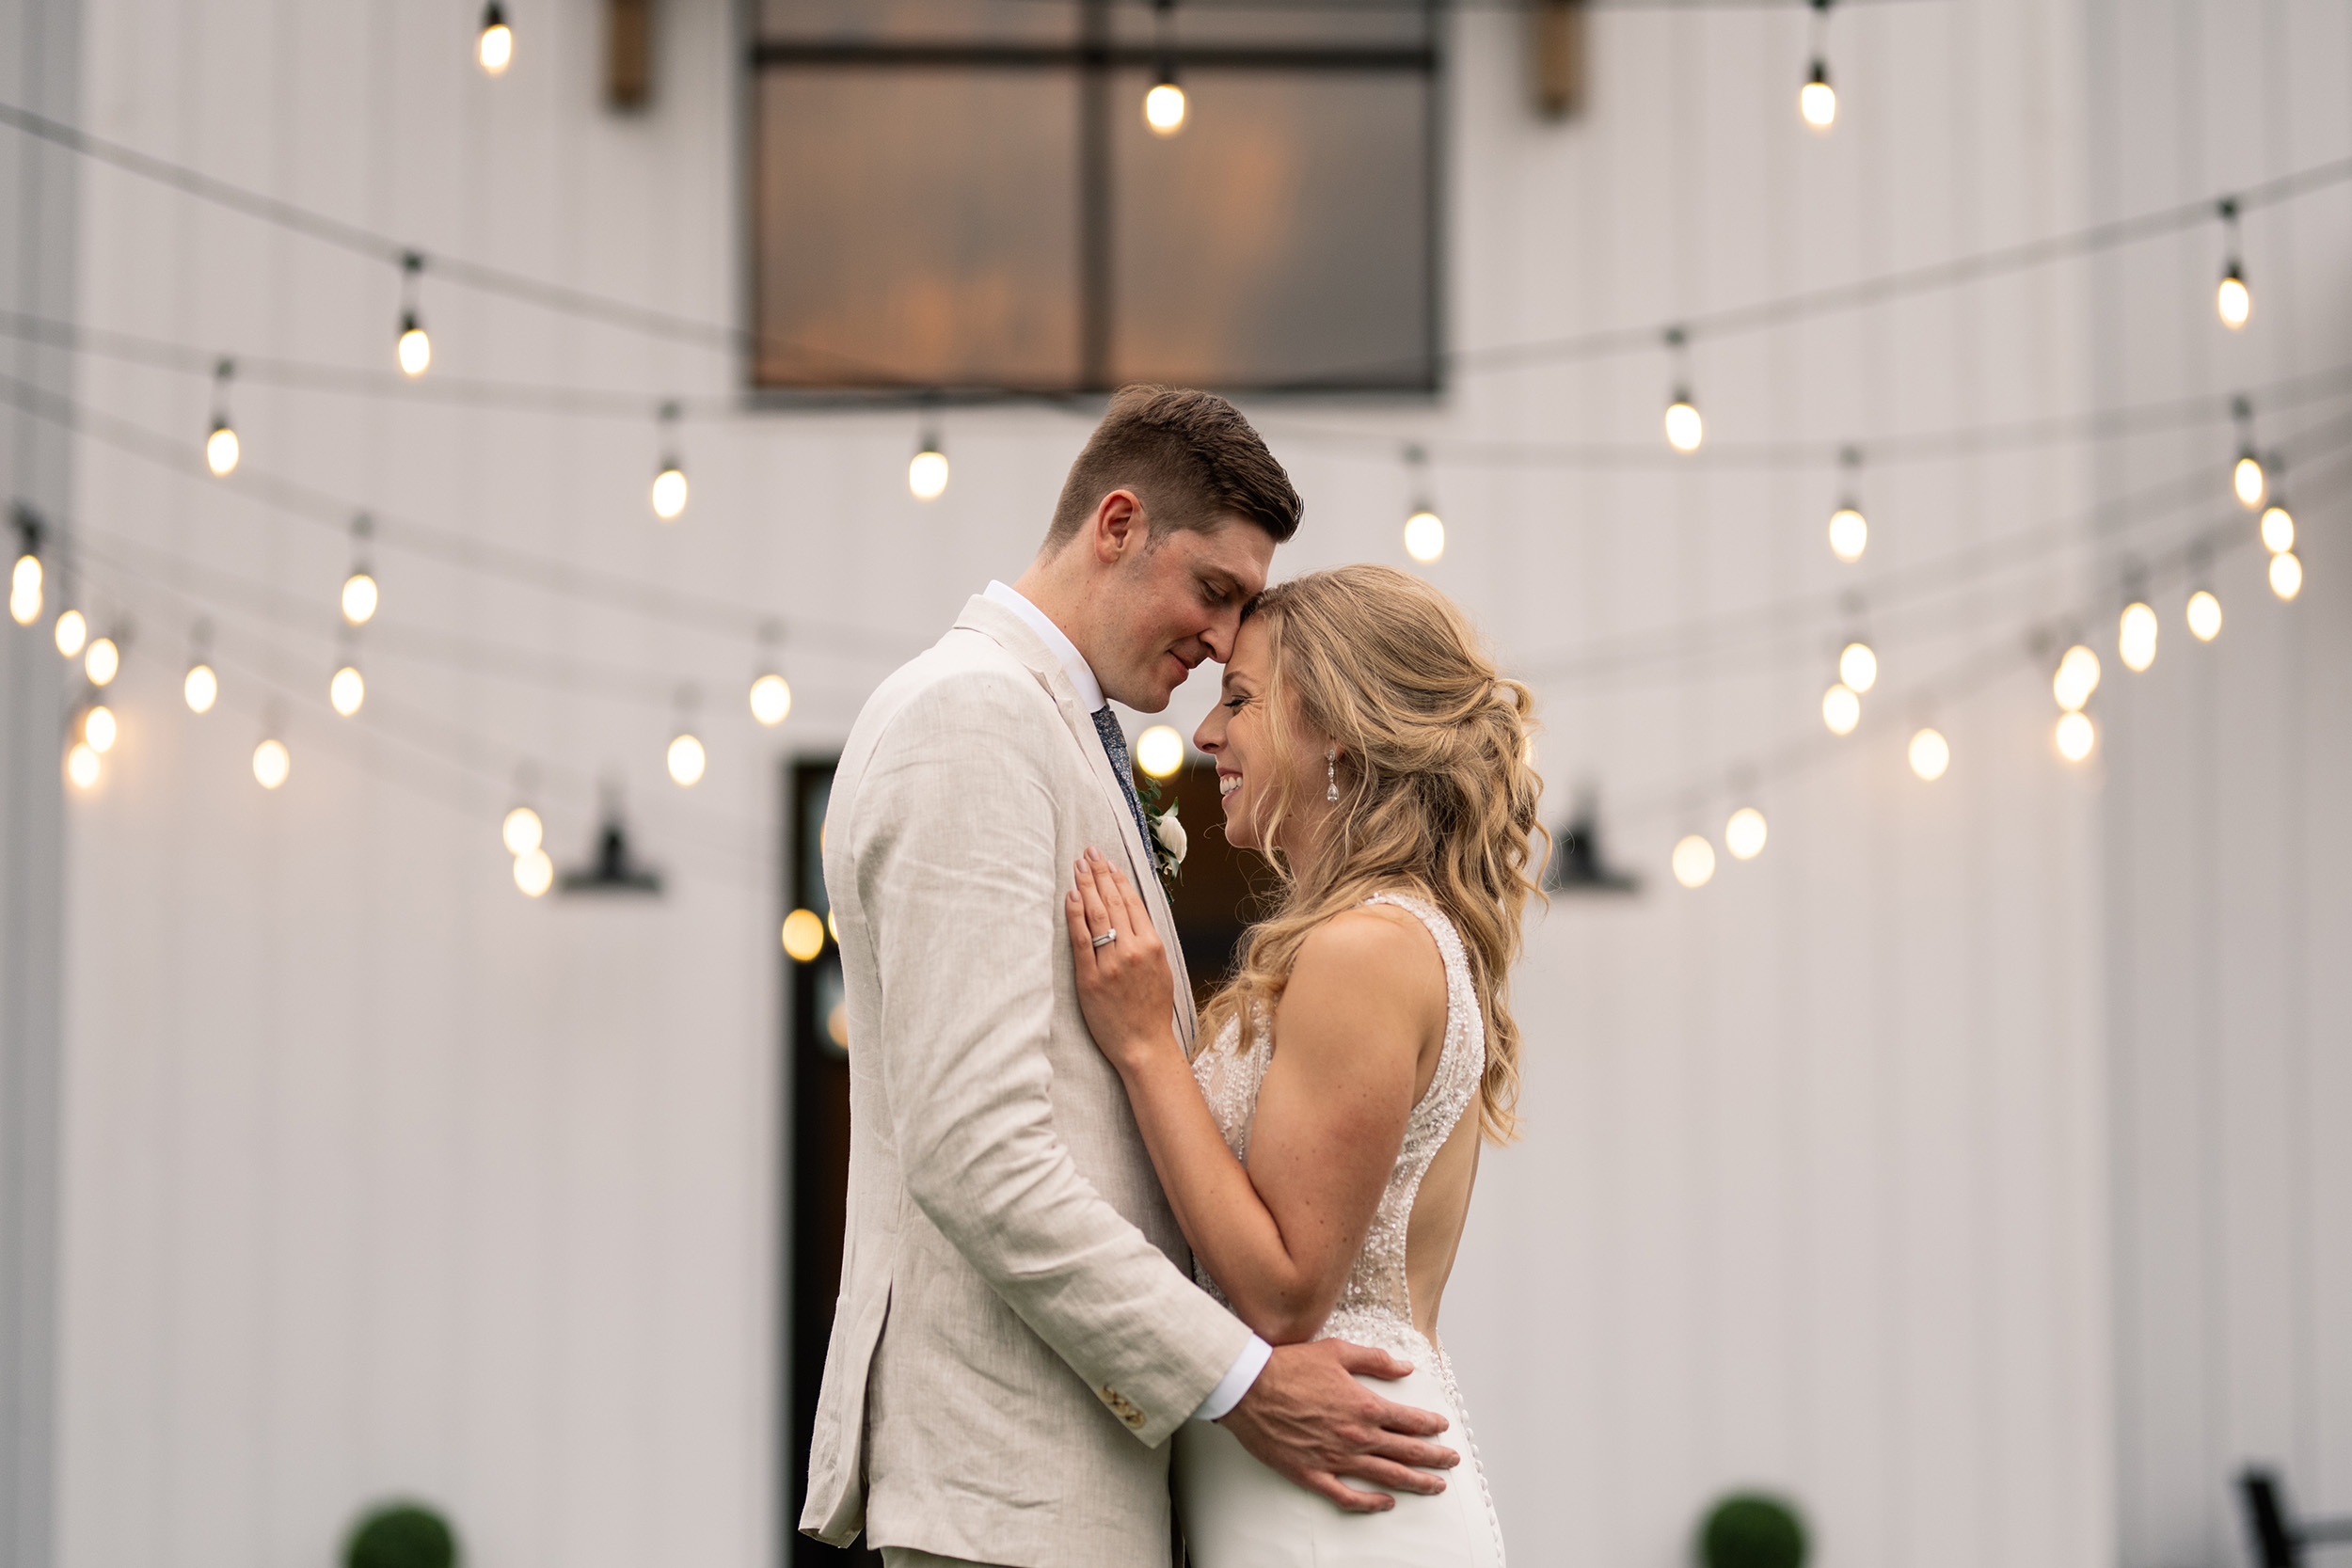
[2052,644,2101,712]
[1821,682,1861,736]
[2119,601,2158,673]
[1724,806,1768,862]
[1828,506,1867,562]
[478,3,512,74]
[206,423,239,476]
[397,323,432,377]
[514,847,554,897]
[2217,268,2250,329]
[1144,80,1187,136]
[54,607,86,658]
[2234,454,2265,509]
[253,736,291,789]
[1671,834,1717,889]
[1136,723,1184,779]
[750,673,792,726]
[502,804,544,856]
[325,664,363,717]
[84,637,119,687]
[1909,727,1950,782]
[2269,551,2302,601]
[1800,64,1836,129]
[2055,710,2096,763]
[1403,509,1445,563]
[782,907,827,962]
[65,741,99,790]
[84,704,117,753]
[1663,397,1704,453]
[1838,641,1877,693]
[828,909,839,942]
[184,662,218,713]
[651,465,688,521]
[667,732,706,786]
[342,571,378,625]
[10,554,40,624]
[2187,589,2222,641]
[909,445,949,500]
[2260,505,2295,554]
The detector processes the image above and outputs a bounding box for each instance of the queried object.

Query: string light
[1724,806,1768,861]
[83,704,117,754]
[1827,450,1867,562]
[1145,0,1186,135]
[396,253,431,376]
[667,732,706,786]
[2215,198,2249,328]
[2052,644,2101,711]
[1662,327,1702,452]
[477,1,513,75]
[2230,396,2264,508]
[329,663,366,717]
[1799,0,1836,129]
[252,735,291,789]
[54,607,87,658]
[2269,551,2303,600]
[2119,600,2158,673]
[1136,724,1184,779]
[184,660,217,713]
[9,512,40,624]
[84,635,119,687]
[206,358,239,476]
[514,847,554,897]
[2055,710,2096,762]
[1821,682,1861,736]
[502,803,544,856]
[783,908,826,961]
[909,432,949,500]
[2186,588,2222,642]
[750,672,792,726]
[1671,834,1717,889]
[342,514,377,624]
[650,402,688,521]
[1838,641,1877,693]
[1402,446,1443,562]
[64,740,100,790]
[1909,727,1950,782]
[2260,503,2295,554]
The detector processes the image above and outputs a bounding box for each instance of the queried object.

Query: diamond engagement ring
[1091,929,1118,948]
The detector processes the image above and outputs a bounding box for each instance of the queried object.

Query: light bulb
[1800,63,1836,129]
[1724,806,1768,862]
[2269,551,2302,601]
[750,672,792,726]
[2055,710,2096,763]
[398,321,432,377]
[2186,589,2222,641]
[2052,644,2101,711]
[1828,506,1867,563]
[651,464,688,521]
[514,847,554,897]
[782,907,827,962]
[1144,80,1187,136]
[2234,454,2265,508]
[1671,834,1717,889]
[2119,601,2158,673]
[1838,641,1877,693]
[478,2,512,74]
[1135,724,1184,779]
[909,445,949,500]
[1663,396,1704,453]
[252,736,291,789]
[84,704,118,753]
[65,741,100,790]
[502,804,544,857]
[10,553,40,624]
[1909,727,1950,782]
[667,732,706,786]
[184,662,218,713]
[2260,505,2294,554]
[54,607,87,658]
[1403,508,1445,563]
[329,664,366,716]
[2217,267,2250,329]
[85,637,119,687]
[342,571,378,625]
[1821,682,1861,736]
[207,423,239,476]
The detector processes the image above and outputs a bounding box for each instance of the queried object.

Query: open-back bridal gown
[1174,893,1507,1568]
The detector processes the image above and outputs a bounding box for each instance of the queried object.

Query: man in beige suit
[801,388,1456,1568]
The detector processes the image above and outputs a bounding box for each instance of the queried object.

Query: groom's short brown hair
[1044,385,1302,551]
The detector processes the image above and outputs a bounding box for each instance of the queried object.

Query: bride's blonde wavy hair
[1197,564,1545,1144]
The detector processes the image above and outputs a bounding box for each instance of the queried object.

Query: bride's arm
[1066,850,1443,1344]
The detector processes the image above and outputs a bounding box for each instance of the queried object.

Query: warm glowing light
[1671,834,1717,889]
[54,607,86,658]
[2055,710,2096,762]
[1800,66,1836,129]
[2119,601,2158,673]
[1136,724,1184,779]
[909,446,949,500]
[1403,509,1446,563]
[1838,641,1878,693]
[782,907,827,962]
[65,741,99,789]
[514,847,553,897]
[651,465,689,521]
[398,325,432,377]
[10,554,40,624]
[478,3,512,74]
[667,732,706,786]
[2260,505,2295,554]
[206,423,240,476]
[828,909,839,942]
[84,704,117,753]
[2234,454,2265,508]
[2052,644,2101,712]
[252,736,290,789]
[1909,727,1950,782]
[2186,589,2222,641]
[1144,80,1187,135]
[84,637,119,687]
[750,673,792,726]
[2217,269,2250,329]
[342,571,378,625]
[1821,682,1861,736]
[502,804,544,857]
[1828,506,1867,562]
[329,664,366,717]
[1664,397,1704,453]
[2269,551,2302,601]
[184,662,218,713]
[1724,806,1768,862]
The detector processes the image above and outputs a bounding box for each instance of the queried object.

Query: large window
[751,1,1439,394]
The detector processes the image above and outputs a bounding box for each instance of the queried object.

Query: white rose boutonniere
[1136,770,1184,895]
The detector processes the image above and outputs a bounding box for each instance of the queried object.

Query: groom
[802,387,1456,1568]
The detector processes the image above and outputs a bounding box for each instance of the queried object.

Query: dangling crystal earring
[1326,748,1340,804]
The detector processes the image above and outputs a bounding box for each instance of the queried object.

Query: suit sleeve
[851,672,1250,1446]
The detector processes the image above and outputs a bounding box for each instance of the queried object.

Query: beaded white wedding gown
[1174,893,1507,1568]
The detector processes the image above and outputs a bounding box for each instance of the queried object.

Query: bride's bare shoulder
[1284,904,1447,1025]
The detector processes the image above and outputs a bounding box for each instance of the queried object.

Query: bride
[1064,563,1540,1568]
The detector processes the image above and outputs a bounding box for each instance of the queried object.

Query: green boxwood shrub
[345,1502,457,1568]
[1700,1492,1807,1568]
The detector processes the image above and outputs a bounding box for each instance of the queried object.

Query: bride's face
[1194,617,1311,855]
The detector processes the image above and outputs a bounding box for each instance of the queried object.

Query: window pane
[758,0,1075,45]
[753,69,1083,388]
[1108,70,1432,389]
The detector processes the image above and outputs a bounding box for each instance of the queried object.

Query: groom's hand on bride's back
[1216,1338,1457,1513]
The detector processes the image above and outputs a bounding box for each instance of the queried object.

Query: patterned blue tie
[1091,706,1152,851]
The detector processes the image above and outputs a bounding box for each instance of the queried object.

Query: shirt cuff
[1189,1334,1273,1423]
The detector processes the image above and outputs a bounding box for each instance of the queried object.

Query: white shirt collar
[985,580,1105,713]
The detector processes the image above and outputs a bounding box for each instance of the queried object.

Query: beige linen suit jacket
[800,595,1253,1568]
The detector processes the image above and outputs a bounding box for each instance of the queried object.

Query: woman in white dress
[1064,563,1541,1568]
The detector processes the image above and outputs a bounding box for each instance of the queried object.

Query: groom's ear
[1091,489,1149,564]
